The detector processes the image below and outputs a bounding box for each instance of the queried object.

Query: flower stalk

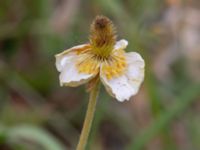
[76,79,100,150]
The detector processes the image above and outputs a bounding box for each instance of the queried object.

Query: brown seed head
[90,16,116,58]
[94,16,110,30]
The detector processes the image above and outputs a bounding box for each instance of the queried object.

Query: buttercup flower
[55,16,145,102]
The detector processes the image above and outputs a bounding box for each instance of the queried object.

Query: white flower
[55,16,145,102]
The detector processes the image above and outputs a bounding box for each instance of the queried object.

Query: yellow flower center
[101,50,127,80]
[76,49,127,80]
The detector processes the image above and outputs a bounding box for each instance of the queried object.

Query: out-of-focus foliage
[0,0,200,150]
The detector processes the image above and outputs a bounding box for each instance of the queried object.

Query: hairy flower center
[89,16,116,58]
[74,16,127,80]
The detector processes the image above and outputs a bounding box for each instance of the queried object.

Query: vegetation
[0,0,200,149]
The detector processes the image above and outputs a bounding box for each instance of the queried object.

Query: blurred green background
[0,0,200,150]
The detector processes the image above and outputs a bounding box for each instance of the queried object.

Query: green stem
[76,81,100,150]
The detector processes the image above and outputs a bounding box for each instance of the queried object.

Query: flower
[55,16,145,102]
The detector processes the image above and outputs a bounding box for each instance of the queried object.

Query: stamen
[101,52,127,80]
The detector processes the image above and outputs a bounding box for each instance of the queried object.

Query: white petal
[125,52,145,94]
[56,53,76,72]
[59,57,95,87]
[55,44,89,72]
[55,44,96,87]
[114,39,128,50]
[100,52,145,102]
[100,73,136,102]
